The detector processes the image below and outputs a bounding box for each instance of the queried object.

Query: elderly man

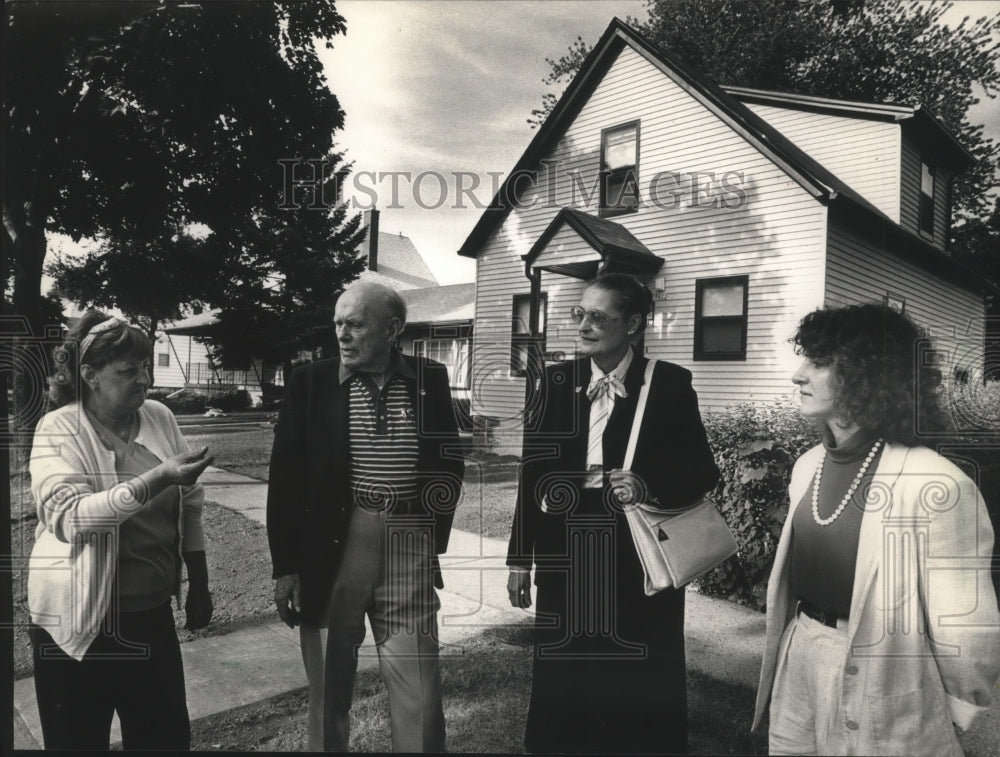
[266,281,464,752]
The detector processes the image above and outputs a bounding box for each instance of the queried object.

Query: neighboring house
[457,18,996,432]
[400,282,476,391]
[159,209,475,399]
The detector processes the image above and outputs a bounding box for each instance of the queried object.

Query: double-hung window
[694,276,749,361]
[919,160,935,237]
[600,122,640,217]
[511,293,547,376]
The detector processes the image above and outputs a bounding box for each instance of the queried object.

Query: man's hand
[507,569,532,609]
[274,573,302,628]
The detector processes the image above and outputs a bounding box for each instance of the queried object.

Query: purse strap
[623,359,657,472]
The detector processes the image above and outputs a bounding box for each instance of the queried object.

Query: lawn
[184,425,276,482]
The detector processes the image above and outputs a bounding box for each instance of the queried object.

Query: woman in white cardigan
[754,303,1000,756]
[28,310,215,750]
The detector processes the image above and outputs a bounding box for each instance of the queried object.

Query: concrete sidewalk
[13,467,998,753]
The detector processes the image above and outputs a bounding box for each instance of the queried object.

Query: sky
[320,0,1000,285]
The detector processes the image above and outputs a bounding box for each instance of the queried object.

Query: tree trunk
[8,223,51,462]
[145,318,159,387]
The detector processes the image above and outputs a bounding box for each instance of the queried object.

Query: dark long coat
[508,354,720,754]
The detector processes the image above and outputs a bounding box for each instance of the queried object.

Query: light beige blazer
[754,442,1000,756]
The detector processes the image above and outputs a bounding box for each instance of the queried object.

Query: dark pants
[30,602,190,751]
[526,488,688,754]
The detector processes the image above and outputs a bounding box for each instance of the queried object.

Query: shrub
[699,403,819,610]
[207,389,252,413]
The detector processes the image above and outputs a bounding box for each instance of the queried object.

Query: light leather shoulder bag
[621,359,738,595]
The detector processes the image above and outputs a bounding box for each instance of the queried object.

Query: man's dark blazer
[267,354,464,626]
[508,354,720,572]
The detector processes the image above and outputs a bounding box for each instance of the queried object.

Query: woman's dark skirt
[525,488,688,754]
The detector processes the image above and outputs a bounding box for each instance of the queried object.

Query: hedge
[698,404,819,610]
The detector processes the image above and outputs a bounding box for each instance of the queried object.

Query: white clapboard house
[457,18,996,432]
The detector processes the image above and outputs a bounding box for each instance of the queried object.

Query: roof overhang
[523,207,663,280]
[163,311,220,336]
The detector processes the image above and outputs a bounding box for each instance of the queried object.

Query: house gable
[735,99,902,223]
[468,32,831,421]
[729,87,972,252]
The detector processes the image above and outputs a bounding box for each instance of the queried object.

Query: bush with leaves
[698,404,819,610]
[207,390,252,413]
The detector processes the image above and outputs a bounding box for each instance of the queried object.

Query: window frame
[413,337,471,390]
[599,120,640,218]
[510,292,548,377]
[693,275,749,361]
[883,293,906,314]
[157,352,170,367]
[919,159,935,238]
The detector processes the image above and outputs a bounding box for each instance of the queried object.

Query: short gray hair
[341,281,407,326]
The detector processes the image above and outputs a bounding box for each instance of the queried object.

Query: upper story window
[920,160,935,236]
[694,276,748,361]
[511,293,547,377]
[600,122,640,217]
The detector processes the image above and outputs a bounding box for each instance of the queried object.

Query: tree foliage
[48,228,217,382]
[4,1,363,425]
[199,157,367,372]
[528,0,1000,223]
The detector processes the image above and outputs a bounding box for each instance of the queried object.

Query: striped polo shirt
[342,354,419,511]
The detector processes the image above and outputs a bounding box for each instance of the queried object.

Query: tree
[529,0,1000,223]
[4,0,353,430]
[48,228,217,385]
[198,156,367,381]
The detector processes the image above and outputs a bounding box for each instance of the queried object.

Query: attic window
[920,161,935,236]
[600,122,639,217]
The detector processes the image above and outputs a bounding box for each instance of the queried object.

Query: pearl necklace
[811,439,883,527]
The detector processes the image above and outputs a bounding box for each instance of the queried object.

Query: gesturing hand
[507,569,532,609]
[274,574,302,628]
[161,446,214,486]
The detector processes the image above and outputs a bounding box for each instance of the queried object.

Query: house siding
[826,222,984,383]
[470,44,828,435]
[742,103,901,222]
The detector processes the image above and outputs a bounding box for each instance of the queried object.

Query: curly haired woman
[753,303,1000,756]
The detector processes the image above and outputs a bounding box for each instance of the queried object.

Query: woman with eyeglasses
[753,303,1000,755]
[507,273,720,754]
[27,310,215,750]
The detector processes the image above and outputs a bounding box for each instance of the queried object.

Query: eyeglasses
[569,306,621,328]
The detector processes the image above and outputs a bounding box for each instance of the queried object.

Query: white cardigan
[754,442,1000,756]
[28,400,205,660]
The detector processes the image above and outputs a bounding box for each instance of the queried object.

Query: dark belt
[796,599,844,628]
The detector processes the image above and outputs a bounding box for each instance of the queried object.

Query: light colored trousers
[769,610,850,755]
[299,507,445,752]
